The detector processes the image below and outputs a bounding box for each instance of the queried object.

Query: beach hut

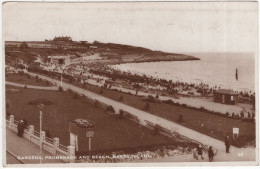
[214,89,238,105]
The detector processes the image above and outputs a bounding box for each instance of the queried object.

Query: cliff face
[92,42,200,63]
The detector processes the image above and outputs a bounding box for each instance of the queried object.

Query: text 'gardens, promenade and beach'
[3,2,258,166]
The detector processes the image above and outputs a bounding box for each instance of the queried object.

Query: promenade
[5,128,64,164]
[6,81,58,91]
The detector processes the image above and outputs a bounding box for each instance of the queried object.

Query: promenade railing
[6,115,75,163]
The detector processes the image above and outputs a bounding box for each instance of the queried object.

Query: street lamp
[37,103,44,164]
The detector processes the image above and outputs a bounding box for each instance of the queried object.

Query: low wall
[6,115,75,163]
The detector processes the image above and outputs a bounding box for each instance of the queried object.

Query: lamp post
[37,103,44,164]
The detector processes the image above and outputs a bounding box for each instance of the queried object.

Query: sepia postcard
[2,1,259,167]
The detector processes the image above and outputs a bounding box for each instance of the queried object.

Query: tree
[144,102,150,110]
[106,105,115,113]
[119,95,123,101]
[119,109,124,119]
[58,86,63,92]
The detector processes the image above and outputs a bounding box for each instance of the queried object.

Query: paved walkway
[6,81,58,91]
[5,128,64,164]
[132,147,256,163]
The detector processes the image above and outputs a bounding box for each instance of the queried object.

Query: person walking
[225,136,230,153]
[192,147,198,160]
[208,146,214,162]
[197,144,204,160]
[248,112,251,119]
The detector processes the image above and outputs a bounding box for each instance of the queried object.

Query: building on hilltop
[53,36,72,42]
[214,89,239,105]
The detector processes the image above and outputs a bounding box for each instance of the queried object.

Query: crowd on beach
[89,66,255,103]
[8,60,256,105]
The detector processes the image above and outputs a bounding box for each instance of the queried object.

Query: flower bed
[77,145,193,163]
[72,119,95,129]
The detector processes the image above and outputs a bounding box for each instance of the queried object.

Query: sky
[2,2,258,53]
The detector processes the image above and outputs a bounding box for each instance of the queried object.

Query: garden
[5,85,196,154]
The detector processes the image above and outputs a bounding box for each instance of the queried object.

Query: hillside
[93,42,199,63]
[5,41,199,66]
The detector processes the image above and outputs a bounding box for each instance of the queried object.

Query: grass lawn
[71,82,256,147]
[6,85,195,154]
[6,73,52,87]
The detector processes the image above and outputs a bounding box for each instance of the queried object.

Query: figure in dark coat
[208,146,214,162]
[225,136,230,153]
[197,144,204,160]
[17,120,25,137]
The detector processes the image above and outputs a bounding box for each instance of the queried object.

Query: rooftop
[48,55,72,59]
[215,89,238,95]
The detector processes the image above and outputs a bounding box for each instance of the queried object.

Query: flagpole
[60,72,63,87]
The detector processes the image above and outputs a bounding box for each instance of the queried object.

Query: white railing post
[67,145,75,163]
[9,115,14,129]
[28,125,34,141]
[53,137,59,155]
[40,131,46,142]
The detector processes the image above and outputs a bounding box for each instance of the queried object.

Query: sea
[110,53,256,92]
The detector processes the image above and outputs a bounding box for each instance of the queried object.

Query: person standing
[208,146,214,162]
[225,136,230,153]
[17,120,25,137]
[17,120,21,137]
[197,144,204,160]
[248,112,251,119]
[192,147,198,160]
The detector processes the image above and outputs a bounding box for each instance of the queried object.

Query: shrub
[154,124,160,135]
[119,109,124,119]
[24,85,27,89]
[58,86,63,92]
[106,105,115,113]
[177,115,184,123]
[163,99,174,104]
[155,94,159,99]
[146,95,156,103]
[181,104,187,108]
[144,102,150,110]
